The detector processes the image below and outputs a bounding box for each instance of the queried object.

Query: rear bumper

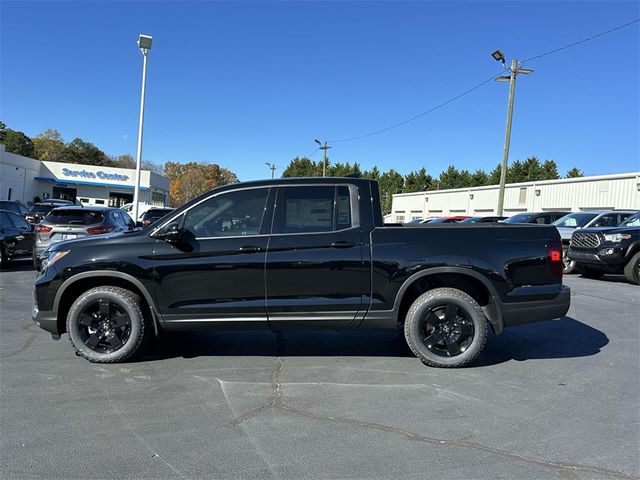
[502,285,571,328]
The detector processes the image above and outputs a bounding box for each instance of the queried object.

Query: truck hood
[577,226,638,235]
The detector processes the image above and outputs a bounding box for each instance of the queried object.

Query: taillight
[548,240,563,279]
[86,225,115,235]
[35,224,52,234]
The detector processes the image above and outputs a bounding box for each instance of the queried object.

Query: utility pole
[265,162,276,179]
[314,139,331,177]
[491,51,533,216]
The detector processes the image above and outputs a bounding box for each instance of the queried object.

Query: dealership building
[0,145,169,208]
[390,171,640,223]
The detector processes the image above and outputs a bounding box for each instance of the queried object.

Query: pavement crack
[278,402,636,480]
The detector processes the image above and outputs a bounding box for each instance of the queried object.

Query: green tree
[541,159,560,180]
[282,157,322,177]
[62,138,113,166]
[438,166,474,190]
[0,122,35,157]
[32,129,66,162]
[470,169,489,187]
[378,169,404,215]
[363,165,381,180]
[404,168,434,192]
[565,167,584,178]
[327,162,361,177]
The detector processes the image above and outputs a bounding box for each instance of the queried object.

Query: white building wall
[391,172,640,222]
[0,145,169,207]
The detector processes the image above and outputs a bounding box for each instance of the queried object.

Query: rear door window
[0,212,12,228]
[45,210,104,225]
[272,185,355,234]
[8,213,30,229]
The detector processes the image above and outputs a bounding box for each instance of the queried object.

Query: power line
[522,18,639,63]
[325,18,638,145]
[328,68,508,143]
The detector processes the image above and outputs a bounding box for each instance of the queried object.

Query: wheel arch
[392,267,504,334]
[54,271,162,337]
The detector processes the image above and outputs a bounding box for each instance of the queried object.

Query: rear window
[45,209,104,225]
[144,209,173,219]
[503,213,534,224]
[0,201,20,214]
[31,204,55,214]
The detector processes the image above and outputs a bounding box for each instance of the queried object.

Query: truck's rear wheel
[404,288,488,368]
[67,286,146,363]
[623,252,640,285]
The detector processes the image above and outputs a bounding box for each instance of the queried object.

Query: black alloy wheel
[420,303,474,357]
[77,299,132,354]
[404,287,488,368]
[67,286,146,363]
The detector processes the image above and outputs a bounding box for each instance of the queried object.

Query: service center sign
[61,167,129,182]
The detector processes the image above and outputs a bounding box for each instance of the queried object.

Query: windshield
[619,212,640,227]
[459,217,479,223]
[503,213,534,224]
[0,201,20,214]
[552,212,598,228]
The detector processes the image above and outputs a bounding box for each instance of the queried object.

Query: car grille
[571,232,600,249]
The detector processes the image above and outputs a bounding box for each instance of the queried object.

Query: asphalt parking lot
[1,260,638,480]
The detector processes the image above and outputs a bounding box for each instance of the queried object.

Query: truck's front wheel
[623,252,640,285]
[404,288,488,368]
[67,286,147,363]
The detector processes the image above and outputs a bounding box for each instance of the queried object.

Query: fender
[624,241,640,260]
[390,266,504,334]
[53,270,163,337]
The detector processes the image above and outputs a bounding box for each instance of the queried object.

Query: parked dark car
[26,201,75,224]
[567,212,640,284]
[427,216,471,223]
[138,207,174,228]
[33,178,569,366]
[503,211,567,225]
[458,216,508,223]
[0,209,35,267]
[0,200,30,218]
[33,206,136,270]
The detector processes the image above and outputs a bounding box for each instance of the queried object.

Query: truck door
[265,184,366,328]
[151,186,273,329]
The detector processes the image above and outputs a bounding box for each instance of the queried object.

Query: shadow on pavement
[473,316,609,367]
[138,316,608,366]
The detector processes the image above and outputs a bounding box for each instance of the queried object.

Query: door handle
[330,241,356,248]
[237,246,263,253]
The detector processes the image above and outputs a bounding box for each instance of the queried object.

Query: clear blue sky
[1,1,639,181]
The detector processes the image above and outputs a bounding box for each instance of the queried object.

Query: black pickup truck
[33,178,570,367]
[567,212,640,284]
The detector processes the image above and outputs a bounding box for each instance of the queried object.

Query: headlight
[41,250,70,270]
[603,233,631,243]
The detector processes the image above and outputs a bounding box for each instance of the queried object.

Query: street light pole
[133,34,152,222]
[492,53,533,216]
[265,162,276,179]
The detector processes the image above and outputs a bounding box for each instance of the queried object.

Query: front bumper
[502,285,571,328]
[32,289,60,339]
[567,247,626,271]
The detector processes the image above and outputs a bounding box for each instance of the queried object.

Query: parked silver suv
[33,206,135,270]
[553,209,638,273]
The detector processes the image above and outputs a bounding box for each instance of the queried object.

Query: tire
[67,286,147,363]
[0,243,7,269]
[562,246,576,274]
[32,250,41,271]
[576,264,605,280]
[623,252,640,285]
[404,287,488,368]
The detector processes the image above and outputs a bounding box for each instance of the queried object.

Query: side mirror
[156,222,182,243]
